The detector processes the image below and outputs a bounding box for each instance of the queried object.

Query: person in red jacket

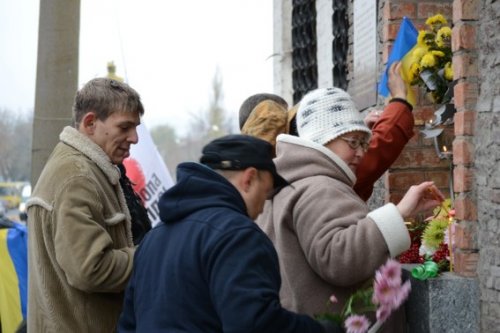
[239,61,413,201]
[353,62,414,201]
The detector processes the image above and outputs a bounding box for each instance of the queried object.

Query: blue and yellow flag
[0,222,27,333]
[378,16,419,106]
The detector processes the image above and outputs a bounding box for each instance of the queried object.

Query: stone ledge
[403,264,479,332]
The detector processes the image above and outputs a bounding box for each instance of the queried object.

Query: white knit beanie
[296,87,371,145]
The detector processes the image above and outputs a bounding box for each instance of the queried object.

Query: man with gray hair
[27,78,144,332]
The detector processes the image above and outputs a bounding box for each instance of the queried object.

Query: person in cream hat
[257,86,444,333]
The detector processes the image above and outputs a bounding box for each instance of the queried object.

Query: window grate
[292,0,318,104]
[331,0,348,90]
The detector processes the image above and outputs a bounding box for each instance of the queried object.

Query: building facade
[273,0,499,331]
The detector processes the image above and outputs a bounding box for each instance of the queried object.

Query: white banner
[124,123,174,226]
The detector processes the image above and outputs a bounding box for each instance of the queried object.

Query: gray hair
[73,78,144,127]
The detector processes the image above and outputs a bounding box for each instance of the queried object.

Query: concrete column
[31,0,80,185]
[316,0,334,88]
[273,0,293,106]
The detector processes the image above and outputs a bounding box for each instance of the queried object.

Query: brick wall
[363,0,500,328]
[451,0,480,277]
[273,0,497,328]
[378,0,456,218]
[474,0,500,330]
[378,0,484,278]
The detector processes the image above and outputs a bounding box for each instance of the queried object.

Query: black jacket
[118,162,337,333]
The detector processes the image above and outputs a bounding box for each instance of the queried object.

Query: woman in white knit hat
[240,63,416,202]
[256,81,444,332]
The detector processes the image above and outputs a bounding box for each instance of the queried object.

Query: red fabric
[354,101,415,201]
[123,157,146,197]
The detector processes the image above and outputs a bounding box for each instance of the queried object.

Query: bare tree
[150,68,234,181]
[184,67,234,155]
[0,109,33,181]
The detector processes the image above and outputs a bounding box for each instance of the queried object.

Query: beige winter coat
[257,135,410,321]
[27,126,135,332]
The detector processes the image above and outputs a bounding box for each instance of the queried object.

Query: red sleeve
[354,100,415,201]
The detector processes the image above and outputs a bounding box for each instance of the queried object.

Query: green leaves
[342,287,376,318]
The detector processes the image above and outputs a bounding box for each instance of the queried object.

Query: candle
[441,145,452,158]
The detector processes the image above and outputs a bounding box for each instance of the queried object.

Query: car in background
[0,182,22,209]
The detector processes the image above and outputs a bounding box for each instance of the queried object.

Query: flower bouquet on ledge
[315,259,411,333]
[398,196,455,279]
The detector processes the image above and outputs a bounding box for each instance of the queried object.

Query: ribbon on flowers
[411,260,439,280]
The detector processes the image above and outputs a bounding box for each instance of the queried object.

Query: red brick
[440,127,455,151]
[383,2,390,20]
[414,22,428,32]
[454,110,476,136]
[387,192,404,205]
[454,81,478,110]
[453,0,479,22]
[454,222,477,250]
[452,22,477,51]
[452,53,478,80]
[413,106,436,124]
[453,250,478,276]
[417,3,453,20]
[382,43,393,64]
[383,22,401,42]
[454,195,477,220]
[426,170,450,188]
[392,148,447,169]
[386,3,417,20]
[405,131,420,148]
[453,138,474,165]
[412,86,422,105]
[388,171,426,190]
[454,165,474,192]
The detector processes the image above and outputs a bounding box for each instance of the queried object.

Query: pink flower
[376,259,402,287]
[329,294,338,304]
[393,280,412,309]
[344,315,371,333]
[372,276,399,307]
[376,305,391,323]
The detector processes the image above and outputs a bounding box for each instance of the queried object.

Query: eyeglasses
[339,136,369,152]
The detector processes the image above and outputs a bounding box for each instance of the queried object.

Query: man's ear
[240,167,258,193]
[79,112,97,134]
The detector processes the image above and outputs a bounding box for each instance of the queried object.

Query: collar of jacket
[276,134,356,184]
[59,126,121,185]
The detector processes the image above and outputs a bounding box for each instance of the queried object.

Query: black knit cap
[200,134,289,191]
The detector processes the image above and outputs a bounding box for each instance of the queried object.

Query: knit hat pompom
[296,87,371,145]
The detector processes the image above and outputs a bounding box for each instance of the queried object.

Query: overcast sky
[0,0,274,135]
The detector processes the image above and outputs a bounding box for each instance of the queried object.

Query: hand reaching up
[388,61,407,100]
[396,181,445,219]
[364,109,382,129]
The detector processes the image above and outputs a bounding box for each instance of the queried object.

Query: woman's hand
[388,61,407,100]
[396,181,445,219]
[364,109,382,129]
